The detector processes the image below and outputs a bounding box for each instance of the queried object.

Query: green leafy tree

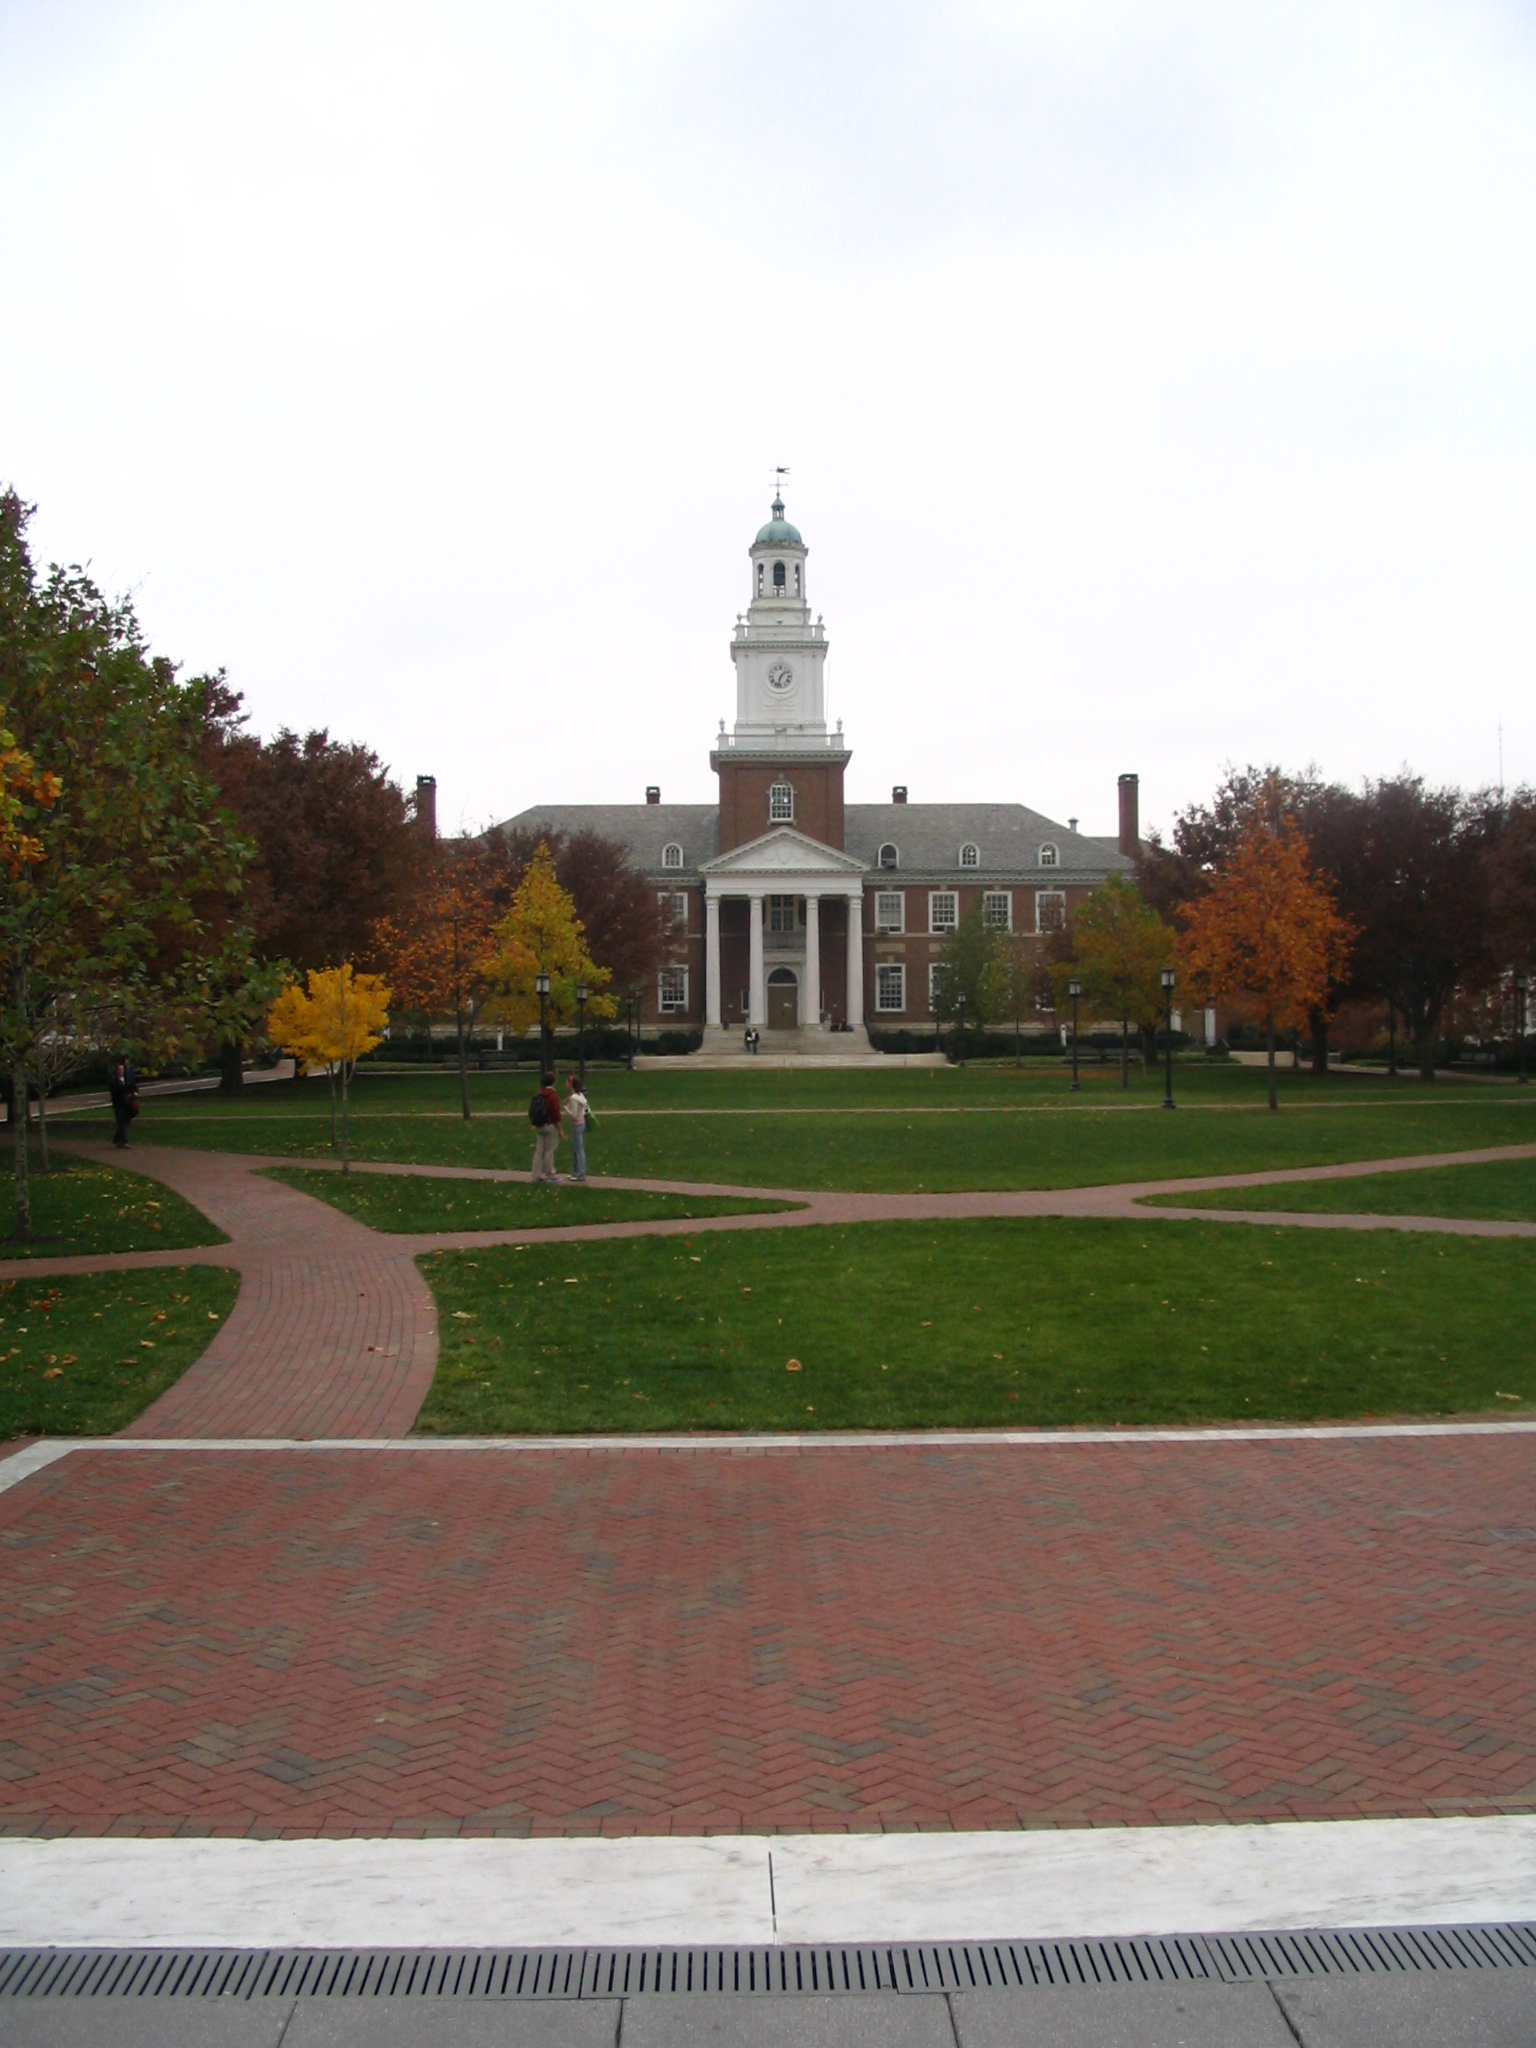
[0,489,255,1240]
[930,904,1000,1059]
[1054,875,1175,1087]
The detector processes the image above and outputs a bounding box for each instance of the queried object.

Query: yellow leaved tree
[480,843,613,1066]
[1178,815,1352,1111]
[266,964,390,1170]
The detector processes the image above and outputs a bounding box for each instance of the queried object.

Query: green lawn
[0,1266,240,1439]
[1145,1154,1536,1221]
[265,1168,800,1233]
[0,1156,227,1257]
[70,1067,1536,1194]
[415,1217,1536,1434]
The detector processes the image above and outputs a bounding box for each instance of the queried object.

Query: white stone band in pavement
[2,1817,1533,1950]
[3,1417,1535,1495]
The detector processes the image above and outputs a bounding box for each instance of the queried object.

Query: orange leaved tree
[1179,815,1352,1110]
[374,842,501,1121]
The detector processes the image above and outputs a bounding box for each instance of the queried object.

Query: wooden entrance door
[767,974,798,1030]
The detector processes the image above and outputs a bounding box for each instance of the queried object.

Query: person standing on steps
[529,1071,561,1182]
[108,1056,139,1149]
[564,1073,590,1183]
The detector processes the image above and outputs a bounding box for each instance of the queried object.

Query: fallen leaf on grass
[452,1310,475,1320]
[43,1367,63,1380]
[785,1359,802,1372]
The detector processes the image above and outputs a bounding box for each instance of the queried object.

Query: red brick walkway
[1,1433,1531,1838]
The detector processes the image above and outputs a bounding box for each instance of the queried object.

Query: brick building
[498,497,1137,1046]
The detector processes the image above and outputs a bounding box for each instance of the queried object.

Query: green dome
[753,495,803,547]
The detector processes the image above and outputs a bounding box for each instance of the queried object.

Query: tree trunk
[12,1058,29,1244]
[1120,1018,1129,1089]
[327,1064,337,1146]
[1014,1015,1021,1066]
[1309,1006,1329,1076]
[1266,1016,1278,1112]
[1417,1027,1436,1083]
[220,1036,244,1093]
[35,1083,48,1172]
[341,1057,350,1173]
[456,1006,471,1121]
[1387,1006,1398,1078]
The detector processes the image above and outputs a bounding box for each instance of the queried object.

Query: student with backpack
[528,1072,561,1182]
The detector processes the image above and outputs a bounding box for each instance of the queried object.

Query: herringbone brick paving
[1,1435,1531,1837]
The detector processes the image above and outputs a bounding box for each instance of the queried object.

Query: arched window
[662,842,684,869]
[1038,843,1059,868]
[878,842,899,869]
[756,562,764,593]
[794,563,801,594]
[769,782,794,823]
[773,560,786,590]
[960,842,980,868]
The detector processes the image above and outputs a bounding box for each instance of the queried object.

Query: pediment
[703,827,866,877]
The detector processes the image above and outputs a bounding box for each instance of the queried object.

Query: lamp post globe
[1160,966,1176,1110]
[1068,977,1081,1093]
[955,991,967,1068]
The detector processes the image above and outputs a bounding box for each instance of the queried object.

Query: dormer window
[662,842,684,869]
[1038,843,1059,868]
[773,560,786,590]
[960,842,980,868]
[769,782,794,822]
[878,842,899,869]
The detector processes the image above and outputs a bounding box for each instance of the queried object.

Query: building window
[773,560,786,590]
[769,781,794,822]
[874,891,904,933]
[768,893,797,933]
[960,842,980,868]
[982,890,1011,931]
[1035,889,1066,933]
[660,891,689,929]
[928,961,944,1012]
[876,963,906,1013]
[878,842,899,869]
[756,562,764,593]
[929,891,958,934]
[794,563,801,594]
[1038,843,1059,868]
[662,842,684,869]
[658,966,688,1012]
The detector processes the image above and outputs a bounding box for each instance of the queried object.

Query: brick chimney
[1117,773,1139,858]
[415,774,437,840]
[892,785,908,805]
[646,785,661,805]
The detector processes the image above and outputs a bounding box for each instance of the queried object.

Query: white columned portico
[748,893,766,1028]
[846,890,864,1029]
[704,895,722,1029]
[802,895,821,1026]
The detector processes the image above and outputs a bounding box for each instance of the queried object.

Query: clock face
[766,662,794,693]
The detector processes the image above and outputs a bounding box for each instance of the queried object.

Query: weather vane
[775,464,790,501]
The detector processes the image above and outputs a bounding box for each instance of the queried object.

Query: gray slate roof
[494,801,1130,883]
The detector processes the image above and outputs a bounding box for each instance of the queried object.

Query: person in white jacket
[564,1075,590,1183]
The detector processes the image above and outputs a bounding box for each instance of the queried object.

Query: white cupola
[729,495,837,751]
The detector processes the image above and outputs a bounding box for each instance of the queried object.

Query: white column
[748,893,766,1027]
[705,894,722,1030]
[802,894,821,1026]
[846,890,864,1028]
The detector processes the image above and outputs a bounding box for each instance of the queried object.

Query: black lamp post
[1517,972,1530,1086]
[535,971,551,1079]
[626,991,637,1071]
[1160,966,1176,1110]
[955,991,967,1067]
[1387,1002,1398,1079]
[1068,976,1081,1092]
[575,982,589,1086]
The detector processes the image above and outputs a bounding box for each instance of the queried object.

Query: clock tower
[712,495,850,854]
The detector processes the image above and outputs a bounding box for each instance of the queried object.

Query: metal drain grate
[0,1926,1531,2002]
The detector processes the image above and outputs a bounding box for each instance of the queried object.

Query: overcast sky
[3,2,1534,840]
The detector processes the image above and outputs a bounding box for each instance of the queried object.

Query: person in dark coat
[108,1057,138,1149]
